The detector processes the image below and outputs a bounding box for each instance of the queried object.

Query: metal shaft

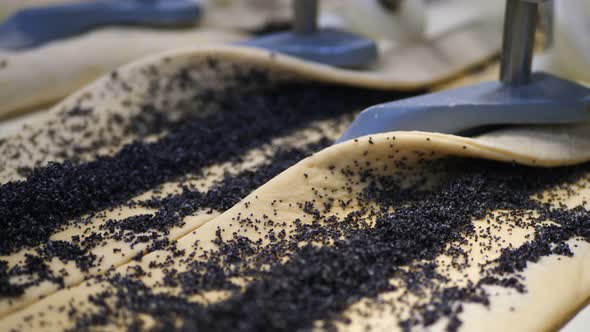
[293,0,318,35]
[500,0,539,85]
[540,0,554,50]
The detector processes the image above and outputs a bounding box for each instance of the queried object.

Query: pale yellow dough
[0,17,500,119]
[2,129,590,331]
[0,43,588,331]
[0,28,246,120]
[0,42,456,317]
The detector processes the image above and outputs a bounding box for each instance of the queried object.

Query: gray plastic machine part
[242,0,378,68]
[337,0,590,143]
[337,73,590,143]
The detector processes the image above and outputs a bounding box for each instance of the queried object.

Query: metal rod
[540,0,554,50]
[500,0,539,85]
[293,0,318,35]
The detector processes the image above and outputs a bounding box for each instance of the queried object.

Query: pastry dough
[0,45,588,331]
[0,17,500,119]
[2,128,590,331]
[0,45,394,316]
[0,28,246,120]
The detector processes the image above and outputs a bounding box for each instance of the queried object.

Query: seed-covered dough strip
[0,63,401,317]
[0,40,543,320]
[2,124,589,331]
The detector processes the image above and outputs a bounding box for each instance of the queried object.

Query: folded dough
[0,28,246,120]
[1,45,587,331]
[0,46,408,317]
[2,127,590,331]
[0,16,500,119]
[7,34,501,316]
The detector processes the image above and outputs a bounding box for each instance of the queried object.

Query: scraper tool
[243,0,378,68]
[337,0,590,143]
[0,0,202,51]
